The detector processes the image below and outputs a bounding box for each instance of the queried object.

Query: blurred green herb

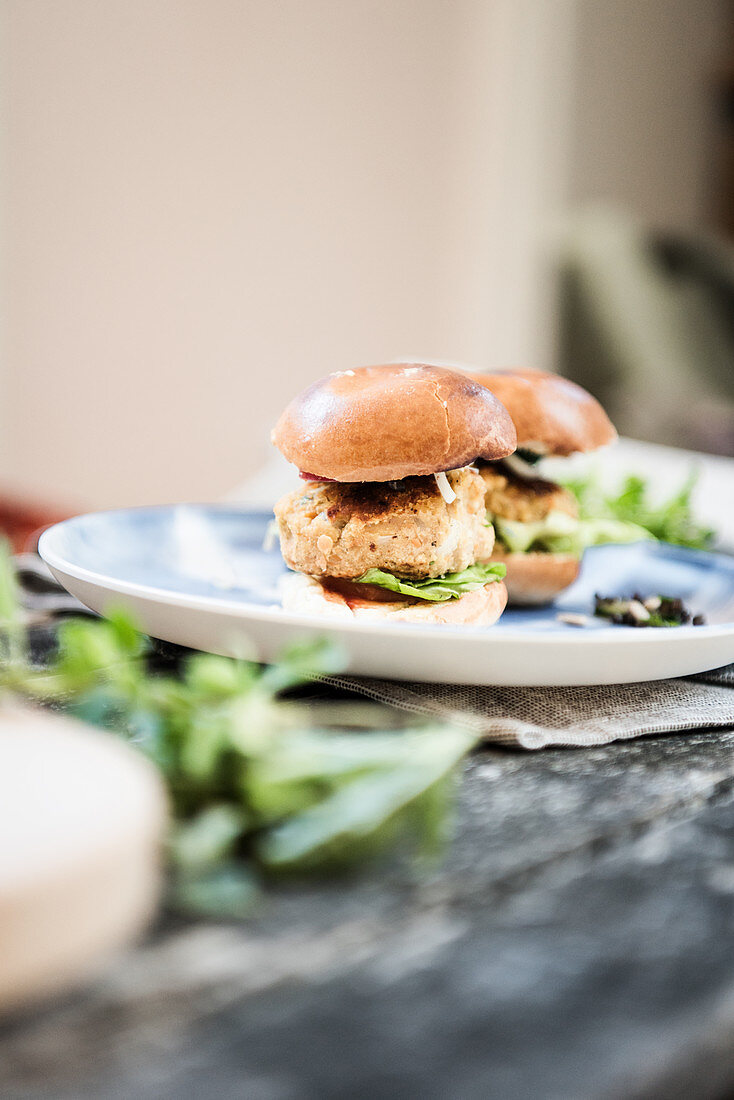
[562,469,715,550]
[0,545,475,916]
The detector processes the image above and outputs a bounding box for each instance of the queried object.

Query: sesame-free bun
[469,369,616,456]
[280,572,508,625]
[490,547,581,606]
[273,364,517,481]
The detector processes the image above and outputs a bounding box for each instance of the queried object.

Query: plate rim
[38,504,734,646]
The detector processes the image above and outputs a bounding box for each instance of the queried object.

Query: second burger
[468,369,651,604]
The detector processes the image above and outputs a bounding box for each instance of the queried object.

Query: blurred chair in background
[557,208,734,456]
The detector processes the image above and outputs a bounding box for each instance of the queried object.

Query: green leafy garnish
[356,562,506,602]
[492,468,714,556]
[493,511,651,557]
[562,469,715,550]
[0,546,477,914]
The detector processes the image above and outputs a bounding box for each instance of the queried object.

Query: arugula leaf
[493,511,652,556]
[563,469,715,550]
[254,726,474,870]
[171,803,247,867]
[356,562,506,602]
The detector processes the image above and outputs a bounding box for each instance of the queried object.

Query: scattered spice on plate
[594,593,706,628]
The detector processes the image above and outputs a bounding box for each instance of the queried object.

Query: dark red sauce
[299,471,336,483]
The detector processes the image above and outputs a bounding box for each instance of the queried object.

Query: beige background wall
[569,0,726,228]
[1,0,725,509]
[2,0,573,508]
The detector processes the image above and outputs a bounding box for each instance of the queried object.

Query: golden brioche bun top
[272,363,517,481]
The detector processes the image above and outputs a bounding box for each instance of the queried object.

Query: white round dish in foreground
[0,706,166,1014]
[39,505,734,687]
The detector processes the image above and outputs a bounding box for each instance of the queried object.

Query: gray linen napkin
[319,665,734,750]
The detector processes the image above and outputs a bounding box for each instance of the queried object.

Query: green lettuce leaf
[493,510,652,557]
[562,469,715,550]
[356,561,507,602]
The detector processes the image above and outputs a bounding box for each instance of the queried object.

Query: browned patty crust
[274,466,494,579]
[478,461,578,524]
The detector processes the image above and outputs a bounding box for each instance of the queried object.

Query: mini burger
[467,369,649,605]
[271,364,517,624]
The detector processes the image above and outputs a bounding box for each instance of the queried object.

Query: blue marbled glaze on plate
[40,504,734,631]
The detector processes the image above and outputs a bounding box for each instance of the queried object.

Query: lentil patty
[479,461,578,524]
[274,467,494,579]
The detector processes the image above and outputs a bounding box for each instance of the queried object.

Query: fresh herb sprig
[0,546,474,916]
[563,469,715,550]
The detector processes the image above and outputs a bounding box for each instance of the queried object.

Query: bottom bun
[280,572,508,625]
[490,548,580,605]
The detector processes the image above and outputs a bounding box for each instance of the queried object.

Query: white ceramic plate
[39,505,734,687]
